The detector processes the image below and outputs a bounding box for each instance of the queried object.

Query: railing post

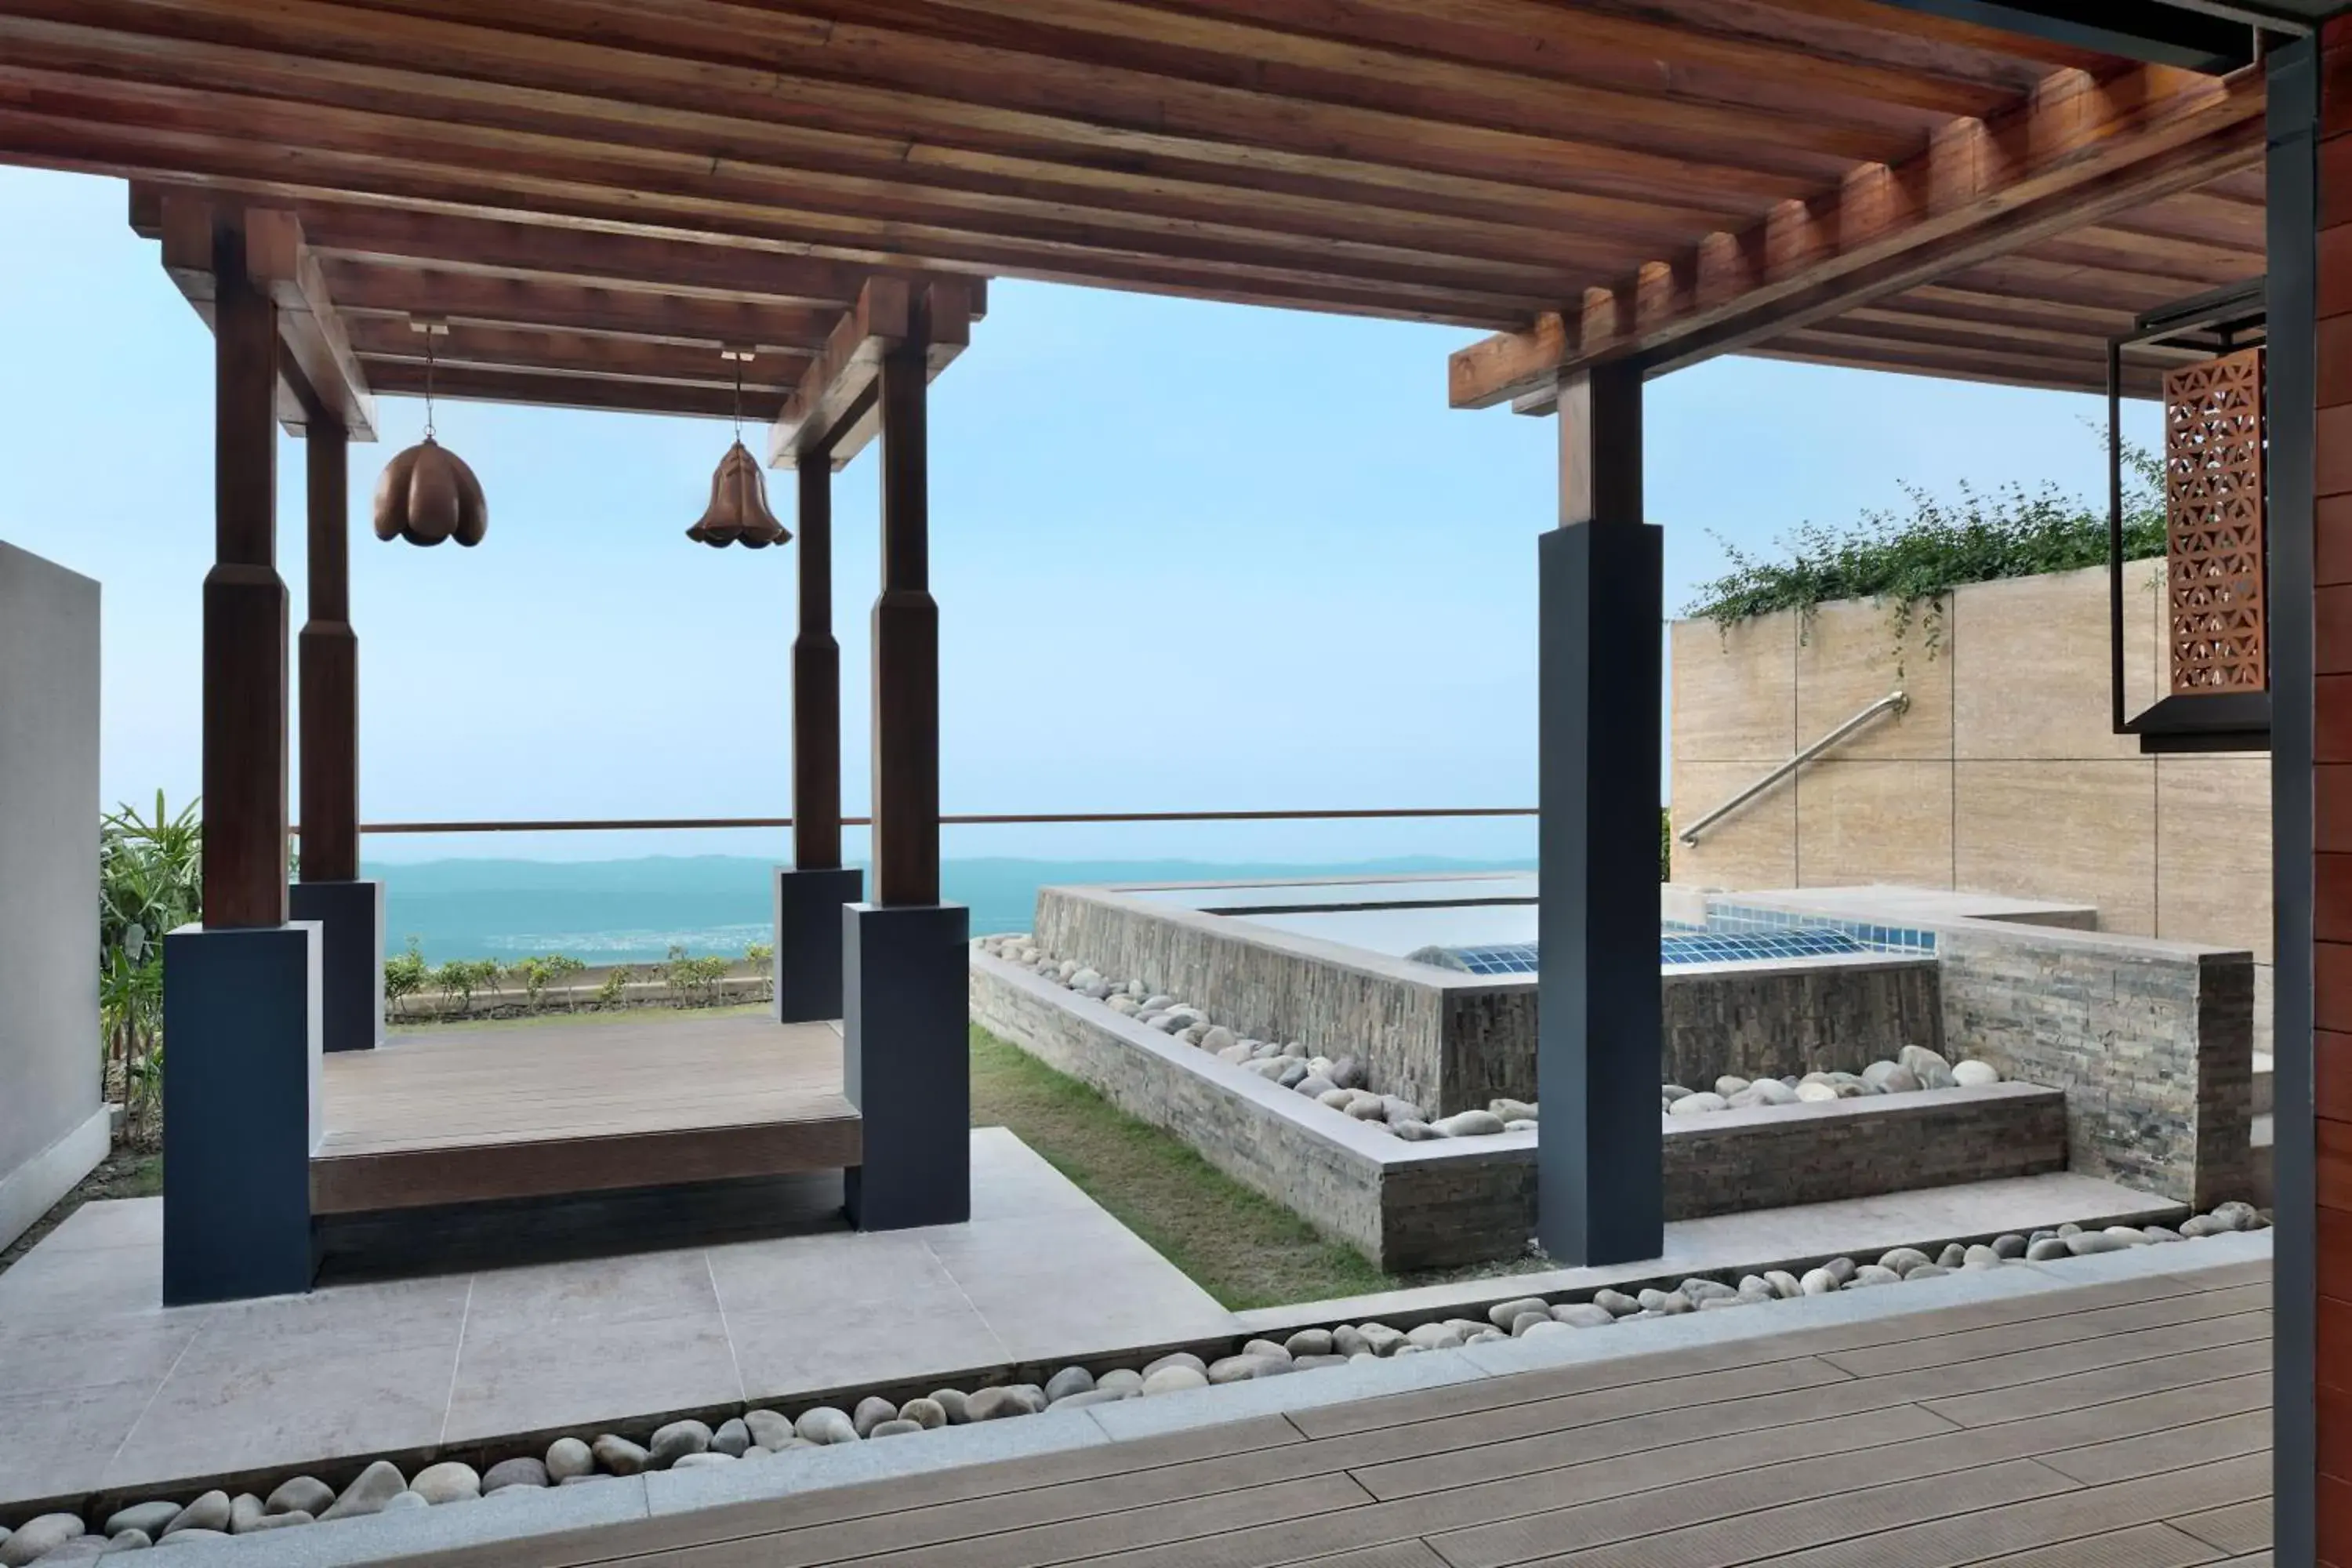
[1539,361,1663,1267]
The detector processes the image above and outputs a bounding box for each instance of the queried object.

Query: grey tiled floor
[0,1129,1238,1505]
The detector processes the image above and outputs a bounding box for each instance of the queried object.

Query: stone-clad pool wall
[1033,884,1940,1116]
[969,949,2069,1270]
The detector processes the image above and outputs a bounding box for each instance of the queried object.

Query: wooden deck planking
[310,1013,861,1213]
[379,1260,2273,1568]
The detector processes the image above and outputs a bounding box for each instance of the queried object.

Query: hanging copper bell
[688,440,789,548]
[374,436,488,546]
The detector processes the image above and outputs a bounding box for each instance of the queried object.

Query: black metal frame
[1864,0,2307,73]
[2265,32,2321,1568]
[2107,275,2275,753]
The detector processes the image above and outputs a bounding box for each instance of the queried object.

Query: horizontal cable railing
[292,806,1540,836]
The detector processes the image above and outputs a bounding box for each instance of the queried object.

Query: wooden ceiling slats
[0,0,2270,414]
[1120,0,2018,118]
[23,0,1838,212]
[0,18,1736,272]
[751,0,1933,167]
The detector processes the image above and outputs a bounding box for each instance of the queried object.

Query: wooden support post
[298,421,358,884]
[202,212,291,929]
[793,452,843,871]
[870,296,939,907]
[1537,361,1662,1266]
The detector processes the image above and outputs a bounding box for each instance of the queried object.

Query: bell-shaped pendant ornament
[688,440,789,548]
[374,436,488,546]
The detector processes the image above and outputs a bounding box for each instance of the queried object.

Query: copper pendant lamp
[374,319,488,547]
[688,349,789,549]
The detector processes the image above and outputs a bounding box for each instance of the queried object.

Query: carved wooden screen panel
[2164,346,2267,695]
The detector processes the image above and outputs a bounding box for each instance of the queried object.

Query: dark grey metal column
[1537,361,1663,1267]
[2267,31,2321,1568]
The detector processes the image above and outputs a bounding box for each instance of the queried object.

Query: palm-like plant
[98,791,201,1138]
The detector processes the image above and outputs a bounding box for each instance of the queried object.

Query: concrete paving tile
[35,1197,162,1252]
[459,1247,718,1337]
[706,1231,956,1317]
[103,1338,456,1491]
[190,1274,473,1360]
[0,1311,204,1398]
[443,1309,741,1443]
[0,1378,158,1505]
[0,1240,177,1327]
[726,1287,1010,1403]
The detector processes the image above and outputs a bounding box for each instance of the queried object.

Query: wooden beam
[358,361,750,421]
[343,316,808,394]
[822,281,978,466]
[1450,61,2268,407]
[243,209,376,441]
[148,191,375,437]
[328,266,844,354]
[769,278,911,470]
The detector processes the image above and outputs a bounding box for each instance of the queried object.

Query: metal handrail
[292,805,1541,836]
[1677,690,1908,846]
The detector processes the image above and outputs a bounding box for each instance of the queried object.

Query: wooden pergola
[2,2,2343,1555]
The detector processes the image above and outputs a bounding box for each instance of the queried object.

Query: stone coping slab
[1232,1170,2187,1338]
[178,1231,2271,1568]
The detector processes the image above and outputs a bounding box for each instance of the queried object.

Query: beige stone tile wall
[1671,562,2270,956]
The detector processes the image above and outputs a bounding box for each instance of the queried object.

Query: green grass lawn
[971,1025,1430,1310]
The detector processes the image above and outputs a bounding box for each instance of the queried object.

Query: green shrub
[595,965,634,1007]
[384,938,427,1017]
[663,944,731,1007]
[745,942,775,1000]
[507,953,587,1011]
[432,956,503,1015]
[1684,441,2167,666]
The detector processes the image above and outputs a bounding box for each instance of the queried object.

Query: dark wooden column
[1536,360,1662,1266]
[793,451,843,871]
[298,420,358,884]
[870,297,939,907]
[202,212,291,929]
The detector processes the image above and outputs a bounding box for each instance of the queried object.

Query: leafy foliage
[663,944,732,1007]
[594,965,634,1007]
[744,942,775,1001]
[1661,808,1671,884]
[98,792,202,1138]
[1683,441,2168,665]
[506,953,586,1011]
[433,956,503,1014]
[383,938,428,1016]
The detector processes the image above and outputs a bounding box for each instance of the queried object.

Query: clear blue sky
[0,165,2158,865]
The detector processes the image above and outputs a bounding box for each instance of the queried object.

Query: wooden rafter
[1450,60,2267,408]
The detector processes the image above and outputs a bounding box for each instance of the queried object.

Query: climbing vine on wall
[1683,440,2169,667]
